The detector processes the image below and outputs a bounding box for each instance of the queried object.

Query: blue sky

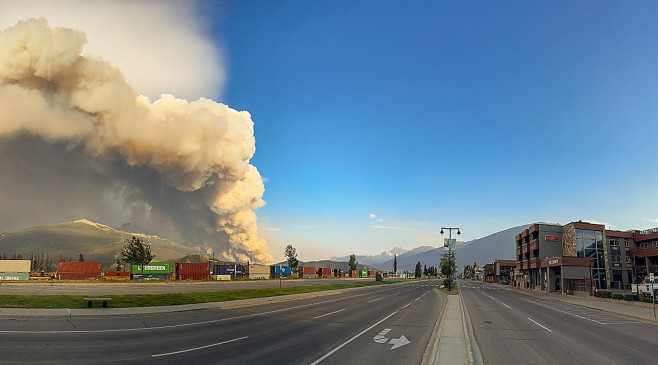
[3,1,657,263]
[207,1,658,261]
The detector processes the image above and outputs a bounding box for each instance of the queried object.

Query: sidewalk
[424,291,481,365]
[506,285,658,322]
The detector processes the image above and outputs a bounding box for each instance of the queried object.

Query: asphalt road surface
[0,280,445,364]
[459,279,658,365]
[0,277,378,295]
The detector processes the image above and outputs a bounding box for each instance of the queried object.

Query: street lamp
[441,227,461,291]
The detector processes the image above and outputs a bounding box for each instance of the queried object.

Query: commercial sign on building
[545,235,559,242]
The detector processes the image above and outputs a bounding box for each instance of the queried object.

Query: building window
[610,239,618,246]
[611,256,621,263]
[624,240,630,248]
[626,256,631,264]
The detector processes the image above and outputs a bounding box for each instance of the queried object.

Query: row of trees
[284,244,362,272]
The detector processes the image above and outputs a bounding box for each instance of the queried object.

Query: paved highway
[459,279,658,365]
[0,280,445,364]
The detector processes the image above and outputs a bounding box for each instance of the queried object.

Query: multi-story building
[483,263,494,283]
[493,259,516,284]
[515,221,658,294]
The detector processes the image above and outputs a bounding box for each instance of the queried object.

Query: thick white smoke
[0,19,272,263]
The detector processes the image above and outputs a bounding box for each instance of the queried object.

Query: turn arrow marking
[388,335,410,350]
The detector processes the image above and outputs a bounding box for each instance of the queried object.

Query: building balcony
[530,239,539,251]
[522,244,529,254]
[631,246,658,258]
[516,247,521,256]
[530,258,541,269]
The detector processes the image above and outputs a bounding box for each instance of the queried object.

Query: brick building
[514,221,658,294]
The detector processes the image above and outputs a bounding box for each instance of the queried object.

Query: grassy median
[0,281,394,309]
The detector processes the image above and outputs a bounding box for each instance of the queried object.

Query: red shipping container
[368,270,375,276]
[318,268,332,277]
[103,271,130,277]
[350,270,359,277]
[176,263,210,280]
[300,267,316,274]
[57,262,102,273]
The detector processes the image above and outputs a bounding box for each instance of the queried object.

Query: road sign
[444,238,456,250]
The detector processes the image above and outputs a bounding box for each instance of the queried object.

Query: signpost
[650,273,655,320]
[444,238,456,250]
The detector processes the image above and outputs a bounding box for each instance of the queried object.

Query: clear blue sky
[206,1,658,261]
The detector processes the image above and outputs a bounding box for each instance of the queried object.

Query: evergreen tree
[348,254,358,271]
[121,236,155,278]
[284,244,299,273]
[78,253,84,262]
[393,254,397,274]
[414,262,422,279]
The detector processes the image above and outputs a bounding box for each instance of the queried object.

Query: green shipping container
[131,262,170,275]
[0,272,30,280]
[359,270,368,277]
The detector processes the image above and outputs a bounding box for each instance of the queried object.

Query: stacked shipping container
[247,264,270,279]
[270,265,291,278]
[299,267,316,278]
[317,268,332,277]
[212,264,244,279]
[103,271,130,280]
[0,260,31,281]
[57,262,102,280]
[175,263,210,280]
[131,262,170,280]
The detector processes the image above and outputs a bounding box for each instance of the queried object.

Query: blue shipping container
[131,273,170,280]
[270,265,291,276]
[212,265,244,276]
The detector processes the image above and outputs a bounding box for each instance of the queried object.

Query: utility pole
[441,227,461,291]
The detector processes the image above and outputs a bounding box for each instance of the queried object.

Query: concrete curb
[459,291,483,365]
[421,288,448,365]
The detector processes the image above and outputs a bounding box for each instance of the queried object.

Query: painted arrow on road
[388,335,410,350]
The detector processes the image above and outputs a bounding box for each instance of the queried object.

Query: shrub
[597,290,613,298]
[645,297,655,303]
[594,291,601,297]
[612,293,624,300]
[442,278,453,288]
[623,294,638,301]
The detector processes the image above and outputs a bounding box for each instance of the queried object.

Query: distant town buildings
[474,220,658,296]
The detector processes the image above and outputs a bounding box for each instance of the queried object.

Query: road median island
[0,281,395,309]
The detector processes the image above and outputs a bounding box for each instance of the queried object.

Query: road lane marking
[521,299,605,325]
[392,292,401,295]
[402,302,411,308]
[368,298,383,303]
[313,308,346,319]
[310,311,399,365]
[502,303,511,309]
[151,336,248,357]
[527,318,552,333]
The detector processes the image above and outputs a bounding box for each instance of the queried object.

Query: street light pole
[441,227,461,291]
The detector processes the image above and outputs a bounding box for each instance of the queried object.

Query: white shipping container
[248,273,268,279]
[0,260,31,273]
[212,275,232,281]
[248,264,270,275]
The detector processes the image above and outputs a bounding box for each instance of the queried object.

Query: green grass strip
[0,281,394,309]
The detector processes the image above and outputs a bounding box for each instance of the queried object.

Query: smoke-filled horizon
[0,19,272,263]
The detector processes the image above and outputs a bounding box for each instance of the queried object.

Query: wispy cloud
[369,213,377,219]
[264,227,283,232]
[375,219,384,222]
[370,225,418,232]
[642,218,658,223]
[293,225,315,229]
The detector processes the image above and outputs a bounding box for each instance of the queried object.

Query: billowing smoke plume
[0,19,272,263]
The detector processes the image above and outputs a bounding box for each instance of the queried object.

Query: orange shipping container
[318,268,332,277]
[103,271,130,280]
[350,270,359,277]
[57,262,102,273]
[300,267,316,274]
[176,263,210,280]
